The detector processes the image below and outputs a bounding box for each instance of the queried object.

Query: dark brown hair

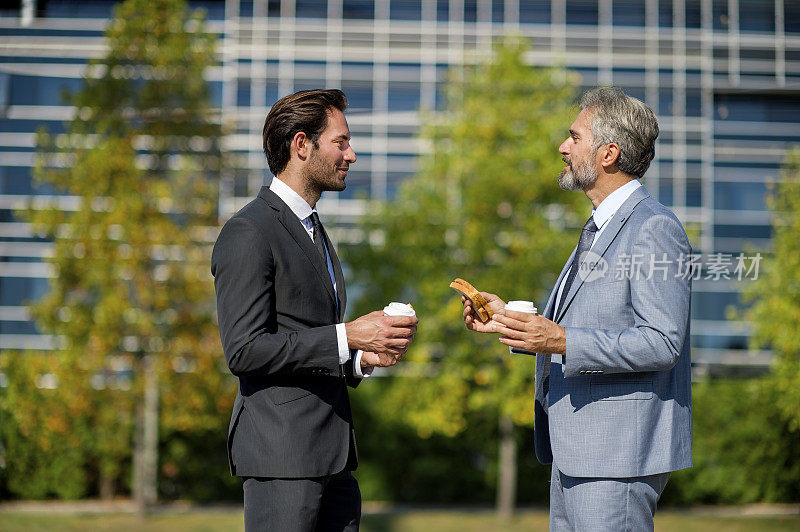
[262,89,348,176]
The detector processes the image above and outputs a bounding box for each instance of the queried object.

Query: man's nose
[558,138,570,155]
[344,145,356,163]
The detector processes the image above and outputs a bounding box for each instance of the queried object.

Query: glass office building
[1,0,799,372]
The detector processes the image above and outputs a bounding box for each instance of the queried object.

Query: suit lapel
[543,250,576,320]
[321,223,347,320]
[259,187,338,308]
[554,186,651,323]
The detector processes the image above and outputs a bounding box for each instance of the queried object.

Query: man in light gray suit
[462,87,692,531]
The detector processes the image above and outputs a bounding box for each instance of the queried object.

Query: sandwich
[449,278,493,323]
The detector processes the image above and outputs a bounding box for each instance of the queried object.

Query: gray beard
[558,160,598,191]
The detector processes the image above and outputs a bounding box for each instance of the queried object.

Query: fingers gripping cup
[357,303,415,376]
[504,301,537,355]
[383,302,416,317]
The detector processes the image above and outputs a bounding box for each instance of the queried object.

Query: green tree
[743,149,800,430]
[26,0,230,511]
[345,38,582,517]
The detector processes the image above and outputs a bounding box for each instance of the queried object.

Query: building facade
[1,0,799,371]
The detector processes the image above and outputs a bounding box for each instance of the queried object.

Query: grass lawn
[0,508,798,531]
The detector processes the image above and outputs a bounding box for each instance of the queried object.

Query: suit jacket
[211,186,360,478]
[533,185,693,478]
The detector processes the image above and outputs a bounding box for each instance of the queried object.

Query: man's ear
[292,131,310,160]
[599,142,621,169]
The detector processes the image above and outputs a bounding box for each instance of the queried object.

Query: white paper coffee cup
[383,302,416,317]
[504,301,537,356]
[504,300,538,314]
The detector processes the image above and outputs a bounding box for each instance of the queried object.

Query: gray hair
[580,87,659,178]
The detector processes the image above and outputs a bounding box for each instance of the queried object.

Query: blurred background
[0,0,799,530]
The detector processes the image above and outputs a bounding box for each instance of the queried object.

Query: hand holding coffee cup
[346,303,417,360]
[348,302,417,369]
[494,300,567,356]
[499,301,538,354]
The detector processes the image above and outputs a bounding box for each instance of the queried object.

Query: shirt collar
[269,176,315,221]
[592,179,642,230]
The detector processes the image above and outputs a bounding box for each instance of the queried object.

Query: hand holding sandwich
[456,279,565,355]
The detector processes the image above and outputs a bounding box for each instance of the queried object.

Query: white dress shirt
[550,178,642,364]
[269,177,371,377]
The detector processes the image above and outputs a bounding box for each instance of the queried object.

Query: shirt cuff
[335,323,350,365]
[353,350,374,378]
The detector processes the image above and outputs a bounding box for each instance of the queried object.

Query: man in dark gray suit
[462,87,692,531]
[212,89,418,531]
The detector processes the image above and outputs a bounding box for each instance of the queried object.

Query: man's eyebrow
[569,129,578,137]
[333,133,351,141]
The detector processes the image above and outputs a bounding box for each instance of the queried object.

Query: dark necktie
[309,211,327,262]
[555,216,598,318]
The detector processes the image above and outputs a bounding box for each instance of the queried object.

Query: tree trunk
[496,414,517,522]
[99,471,115,500]
[134,355,159,517]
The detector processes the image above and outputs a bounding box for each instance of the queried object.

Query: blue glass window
[659,0,673,27]
[296,0,327,18]
[265,80,279,106]
[787,2,800,34]
[340,81,373,111]
[715,224,771,239]
[613,0,645,26]
[237,79,251,107]
[239,1,254,17]
[658,177,673,206]
[686,177,702,207]
[464,0,478,22]
[267,0,281,16]
[0,119,64,134]
[715,94,800,123]
[685,0,701,28]
[207,80,223,107]
[388,82,420,111]
[692,291,745,321]
[492,0,504,23]
[657,158,674,207]
[40,0,116,18]
[686,88,702,117]
[567,0,598,25]
[390,0,421,20]
[0,277,49,306]
[658,88,673,116]
[0,320,39,335]
[9,75,83,106]
[739,0,775,33]
[437,0,449,20]
[343,0,374,19]
[0,166,32,195]
[190,0,227,19]
[692,334,749,350]
[519,0,550,23]
[712,0,729,30]
[714,181,768,211]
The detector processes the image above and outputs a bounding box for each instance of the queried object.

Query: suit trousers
[549,464,670,532]
[243,470,360,532]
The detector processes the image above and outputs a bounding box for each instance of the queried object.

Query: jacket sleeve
[563,213,692,377]
[211,216,343,378]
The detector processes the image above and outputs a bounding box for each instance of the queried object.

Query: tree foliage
[345,39,584,438]
[10,0,233,498]
[743,149,800,430]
